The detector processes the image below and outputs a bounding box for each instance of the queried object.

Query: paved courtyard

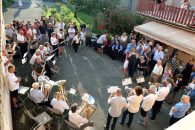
[3,0,174,130]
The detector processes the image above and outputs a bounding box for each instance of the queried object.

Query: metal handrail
[136,0,195,29]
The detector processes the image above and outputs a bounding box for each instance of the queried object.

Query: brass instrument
[78,93,96,119]
[55,80,67,101]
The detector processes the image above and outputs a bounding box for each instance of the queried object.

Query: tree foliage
[105,9,144,34]
[75,0,120,15]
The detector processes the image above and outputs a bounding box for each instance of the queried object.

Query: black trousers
[86,36,91,46]
[140,107,147,117]
[106,113,118,130]
[151,100,163,120]
[149,60,157,74]
[169,116,181,126]
[38,101,51,107]
[52,45,59,56]
[19,43,28,57]
[73,43,79,53]
[120,109,134,127]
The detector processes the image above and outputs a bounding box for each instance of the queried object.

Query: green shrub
[3,0,14,9]
[43,4,94,31]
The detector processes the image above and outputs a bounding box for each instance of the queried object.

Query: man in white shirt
[7,65,21,108]
[2,50,13,74]
[105,88,126,130]
[68,25,76,45]
[96,33,108,53]
[150,80,170,120]
[69,103,88,128]
[30,82,50,106]
[120,86,143,128]
[51,92,69,113]
[150,60,163,83]
[140,85,157,126]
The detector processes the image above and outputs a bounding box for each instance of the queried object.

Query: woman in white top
[120,86,143,128]
[57,29,65,55]
[120,32,127,47]
[44,42,53,55]
[50,32,59,57]
[72,32,81,53]
[17,30,27,57]
[39,45,46,58]
[28,25,38,55]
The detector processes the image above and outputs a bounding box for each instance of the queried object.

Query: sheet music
[22,58,27,64]
[18,86,30,94]
[122,78,132,86]
[69,88,76,95]
[169,107,174,116]
[107,86,119,93]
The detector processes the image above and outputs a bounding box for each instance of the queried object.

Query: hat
[32,82,40,89]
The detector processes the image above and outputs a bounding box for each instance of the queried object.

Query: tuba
[78,93,96,120]
[55,80,67,101]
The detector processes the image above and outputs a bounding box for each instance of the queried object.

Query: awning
[134,21,195,56]
[166,111,195,130]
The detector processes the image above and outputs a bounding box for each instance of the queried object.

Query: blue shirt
[172,102,190,118]
[125,43,136,53]
[153,50,164,61]
[191,72,195,80]
[112,44,123,52]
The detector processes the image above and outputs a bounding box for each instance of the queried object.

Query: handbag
[123,60,129,69]
[136,76,145,83]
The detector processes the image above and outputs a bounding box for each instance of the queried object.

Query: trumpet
[55,80,67,101]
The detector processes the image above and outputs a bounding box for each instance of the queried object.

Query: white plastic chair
[33,122,45,130]
[27,110,52,130]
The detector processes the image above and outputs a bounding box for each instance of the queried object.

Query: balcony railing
[136,0,195,29]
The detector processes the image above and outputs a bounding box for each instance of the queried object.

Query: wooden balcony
[136,0,195,31]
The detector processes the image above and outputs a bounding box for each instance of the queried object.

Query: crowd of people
[94,31,195,129]
[2,12,195,130]
[3,15,93,129]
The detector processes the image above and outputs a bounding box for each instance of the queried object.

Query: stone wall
[0,0,13,129]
